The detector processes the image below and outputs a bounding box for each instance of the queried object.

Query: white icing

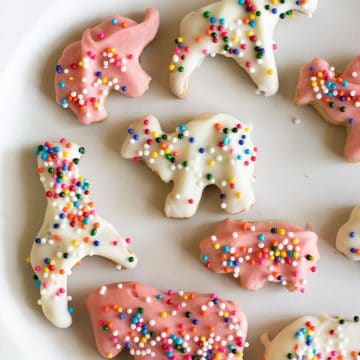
[30,140,137,328]
[169,0,317,98]
[262,315,360,359]
[121,113,257,218]
[336,206,360,261]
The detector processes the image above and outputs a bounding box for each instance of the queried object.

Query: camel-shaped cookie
[169,0,318,98]
[261,314,360,360]
[200,219,319,292]
[336,206,360,260]
[121,113,258,218]
[30,139,138,328]
[55,8,160,125]
[87,282,248,359]
[295,57,360,162]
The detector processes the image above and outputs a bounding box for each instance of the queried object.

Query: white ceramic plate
[1,0,360,359]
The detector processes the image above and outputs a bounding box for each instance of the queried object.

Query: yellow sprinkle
[69,76,74,81]
[267,69,274,75]
[244,127,250,132]
[64,189,70,195]
[26,257,31,263]
[214,243,220,250]
[50,260,55,265]
[161,311,167,318]
[151,151,159,158]
[43,267,50,273]
[72,239,79,247]
[177,36,184,43]
[319,79,325,85]
[249,14,256,20]
[270,255,275,261]
[169,64,175,71]
[280,251,287,258]
[290,13,295,19]
[110,47,116,53]
[164,148,170,154]
[246,30,254,37]
[102,77,108,84]
[236,192,242,199]
[141,337,147,343]
[200,336,206,342]
[229,177,236,183]
[278,229,286,236]
[294,251,300,259]
[215,354,222,359]
[292,238,299,245]
[183,294,189,300]
[152,131,158,138]
[317,72,323,78]
[231,36,239,43]
[271,0,278,4]
[106,353,113,359]
[117,307,123,313]
[274,250,280,257]
[63,151,68,158]
[208,160,215,167]
[79,60,84,67]
[311,81,318,88]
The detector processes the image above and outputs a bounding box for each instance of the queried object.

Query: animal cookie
[29,139,138,328]
[200,219,319,291]
[169,0,318,98]
[86,282,248,359]
[261,314,360,360]
[295,57,360,162]
[55,8,160,125]
[121,113,258,218]
[336,206,360,261]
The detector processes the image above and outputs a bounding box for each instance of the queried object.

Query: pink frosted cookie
[55,8,160,125]
[295,57,360,162]
[200,219,319,292]
[121,113,258,218]
[86,282,248,359]
[169,0,318,98]
[29,139,137,328]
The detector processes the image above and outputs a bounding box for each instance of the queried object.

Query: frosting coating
[55,8,160,125]
[29,139,137,328]
[169,0,317,98]
[86,282,248,359]
[261,315,360,360]
[336,206,360,261]
[200,219,319,291]
[121,113,258,218]
[295,57,360,162]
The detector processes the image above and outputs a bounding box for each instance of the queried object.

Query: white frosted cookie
[336,206,360,261]
[262,314,360,360]
[169,0,318,98]
[121,113,257,218]
[29,139,137,328]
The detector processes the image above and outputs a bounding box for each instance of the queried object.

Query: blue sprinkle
[202,255,209,261]
[111,18,118,25]
[56,65,63,73]
[179,124,187,132]
[58,81,65,88]
[128,128,135,135]
[93,240,100,246]
[35,237,41,244]
[121,86,128,92]
[68,307,74,313]
[96,71,103,78]
[199,147,206,154]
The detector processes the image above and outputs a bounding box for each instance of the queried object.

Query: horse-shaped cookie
[200,219,319,292]
[87,282,248,359]
[295,57,360,162]
[169,0,318,98]
[121,113,258,218]
[55,8,160,125]
[261,314,360,360]
[30,139,137,328]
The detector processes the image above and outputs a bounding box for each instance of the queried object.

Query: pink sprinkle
[43,282,48,288]
[34,265,41,272]
[125,237,132,244]
[127,54,134,60]
[98,32,105,40]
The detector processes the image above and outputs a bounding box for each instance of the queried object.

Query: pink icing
[86,282,248,359]
[200,219,319,292]
[55,8,160,125]
[295,57,360,162]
